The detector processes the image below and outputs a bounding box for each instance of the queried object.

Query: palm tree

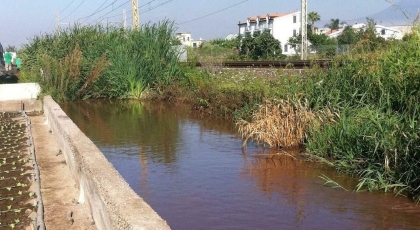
[308,11,321,34]
[325,18,340,32]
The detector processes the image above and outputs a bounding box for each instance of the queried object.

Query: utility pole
[301,0,308,60]
[55,11,60,34]
[131,0,140,30]
[123,9,127,29]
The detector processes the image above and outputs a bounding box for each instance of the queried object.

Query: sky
[0,0,399,49]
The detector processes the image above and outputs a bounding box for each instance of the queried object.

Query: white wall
[375,26,403,40]
[272,12,301,55]
[0,83,40,101]
[238,12,301,56]
[176,33,192,46]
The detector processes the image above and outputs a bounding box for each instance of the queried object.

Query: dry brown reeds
[236,99,316,148]
[78,53,109,95]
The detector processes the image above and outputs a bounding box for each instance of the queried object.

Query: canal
[61,100,420,230]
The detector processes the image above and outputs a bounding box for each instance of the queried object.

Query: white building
[175,32,205,48]
[374,25,403,40]
[238,11,301,56]
[320,23,404,40]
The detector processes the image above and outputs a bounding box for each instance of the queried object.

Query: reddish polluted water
[61,100,420,230]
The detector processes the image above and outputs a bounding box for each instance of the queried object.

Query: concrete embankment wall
[43,96,170,230]
[0,83,42,111]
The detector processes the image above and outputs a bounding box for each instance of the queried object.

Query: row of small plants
[0,113,35,229]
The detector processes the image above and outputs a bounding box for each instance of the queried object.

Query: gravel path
[30,114,96,230]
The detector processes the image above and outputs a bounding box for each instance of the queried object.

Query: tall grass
[191,27,420,200]
[237,99,315,148]
[303,28,420,201]
[20,20,182,101]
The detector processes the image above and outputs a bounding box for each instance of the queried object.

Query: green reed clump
[304,27,420,200]
[19,20,181,101]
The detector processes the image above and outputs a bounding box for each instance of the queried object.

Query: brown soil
[0,113,35,230]
[30,115,96,230]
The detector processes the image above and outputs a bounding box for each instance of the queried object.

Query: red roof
[239,12,297,25]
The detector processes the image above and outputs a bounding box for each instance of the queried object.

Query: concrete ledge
[43,96,170,230]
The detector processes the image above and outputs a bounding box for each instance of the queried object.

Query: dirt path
[30,115,96,230]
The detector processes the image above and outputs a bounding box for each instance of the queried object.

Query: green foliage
[304,30,420,200]
[308,11,321,34]
[5,45,17,53]
[189,41,239,63]
[209,37,241,49]
[288,26,338,58]
[325,19,340,32]
[337,17,386,53]
[337,26,358,45]
[19,20,182,101]
[239,31,285,60]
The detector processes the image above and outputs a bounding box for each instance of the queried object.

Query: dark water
[61,100,420,230]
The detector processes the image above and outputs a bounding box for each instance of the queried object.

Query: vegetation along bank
[19,21,420,202]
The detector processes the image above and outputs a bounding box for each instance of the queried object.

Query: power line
[103,0,158,20]
[93,0,159,24]
[89,0,131,24]
[61,0,88,21]
[59,0,76,14]
[126,0,174,21]
[78,0,119,21]
[80,0,110,23]
[47,17,56,31]
[177,0,249,25]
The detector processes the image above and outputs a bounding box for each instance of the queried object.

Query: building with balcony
[238,11,301,56]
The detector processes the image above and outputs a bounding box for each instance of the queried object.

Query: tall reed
[304,27,420,201]
[20,20,182,101]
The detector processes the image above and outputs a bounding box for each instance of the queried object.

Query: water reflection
[61,100,420,230]
[62,100,183,164]
[242,148,420,229]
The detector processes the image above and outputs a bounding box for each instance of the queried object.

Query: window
[381,29,386,35]
[183,37,185,42]
[293,15,296,23]
[284,44,288,52]
[293,29,297,36]
[193,43,197,48]
[188,37,190,41]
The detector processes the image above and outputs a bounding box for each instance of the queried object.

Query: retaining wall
[0,83,40,101]
[43,96,170,230]
[0,83,42,112]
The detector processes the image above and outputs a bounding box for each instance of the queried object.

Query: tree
[239,31,284,60]
[5,45,17,52]
[337,26,358,45]
[308,11,321,34]
[239,32,254,59]
[325,19,340,32]
[288,25,338,58]
[254,30,283,60]
[353,18,385,52]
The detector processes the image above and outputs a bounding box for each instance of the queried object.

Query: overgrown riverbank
[19,23,420,201]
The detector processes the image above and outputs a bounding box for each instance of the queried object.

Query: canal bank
[42,96,169,230]
[0,83,169,229]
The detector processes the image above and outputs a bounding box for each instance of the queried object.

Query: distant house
[238,11,302,56]
[374,25,403,40]
[321,26,346,38]
[175,32,205,48]
[225,34,238,40]
[319,23,404,40]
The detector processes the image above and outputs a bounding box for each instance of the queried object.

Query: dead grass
[236,99,316,148]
